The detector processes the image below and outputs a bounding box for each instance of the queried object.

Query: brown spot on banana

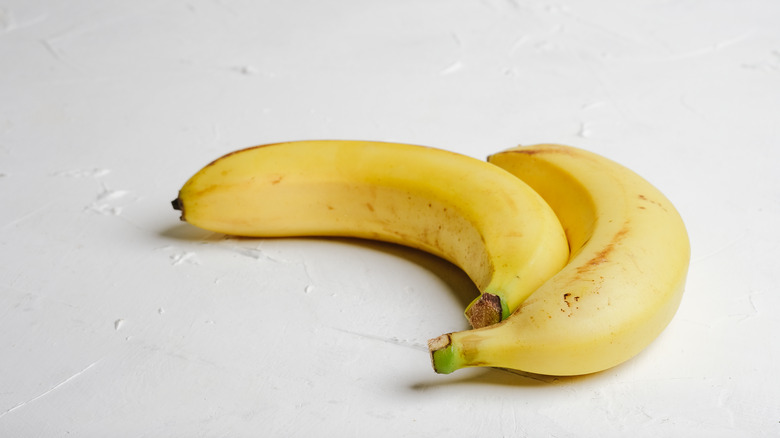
[576,223,630,275]
[638,194,668,212]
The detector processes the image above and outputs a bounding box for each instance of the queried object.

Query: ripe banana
[172,140,569,327]
[429,144,690,375]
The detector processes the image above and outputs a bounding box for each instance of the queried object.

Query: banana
[172,140,569,327]
[429,144,690,375]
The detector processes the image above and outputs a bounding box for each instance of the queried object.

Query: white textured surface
[2,0,779,436]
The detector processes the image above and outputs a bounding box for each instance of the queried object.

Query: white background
[2,0,779,436]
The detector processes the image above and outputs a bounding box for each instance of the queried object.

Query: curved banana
[172,140,569,327]
[429,144,690,375]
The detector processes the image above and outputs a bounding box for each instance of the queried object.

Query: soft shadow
[411,366,610,390]
[158,223,224,242]
[410,349,651,389]
[321,237,480,310]
[158,224,480,310]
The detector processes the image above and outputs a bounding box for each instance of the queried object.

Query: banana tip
[171,197,187,221]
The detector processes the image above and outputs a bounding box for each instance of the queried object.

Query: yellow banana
[429,144,690,375]
[172,140,569,327]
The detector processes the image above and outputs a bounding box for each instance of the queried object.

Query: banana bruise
[172,140,569,327]
[429,144,690,376]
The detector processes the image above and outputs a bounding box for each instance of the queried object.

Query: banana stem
[428,334,464,374]
[465,293,510,328]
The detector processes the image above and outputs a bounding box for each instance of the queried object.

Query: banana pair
[172,140,690,376]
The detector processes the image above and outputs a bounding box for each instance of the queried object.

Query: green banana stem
[428,334,465,374]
